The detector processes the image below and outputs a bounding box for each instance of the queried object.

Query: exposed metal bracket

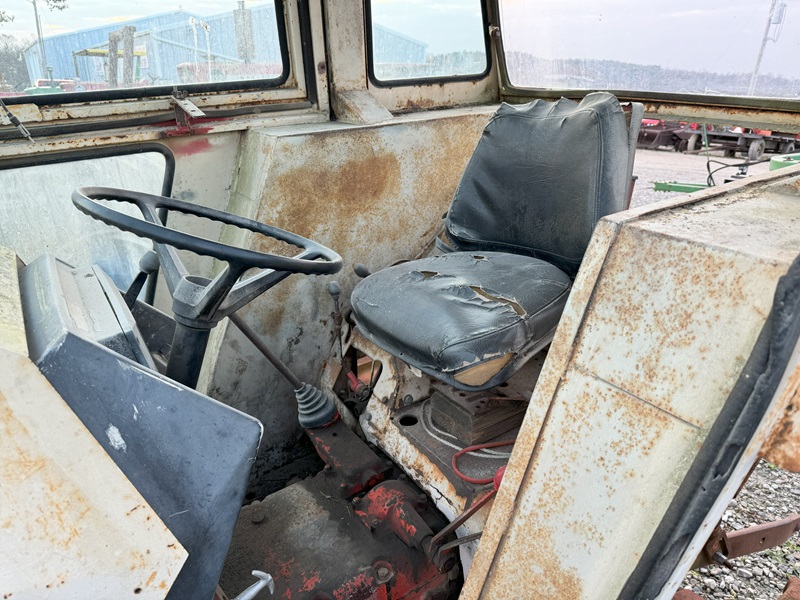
[698,513,800,568]
[171,90,206,132]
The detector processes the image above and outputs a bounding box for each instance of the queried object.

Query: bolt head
[250,508,265,524]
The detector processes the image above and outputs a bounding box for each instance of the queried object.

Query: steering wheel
[72,186,342,327]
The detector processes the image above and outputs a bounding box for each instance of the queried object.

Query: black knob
[354,264,371,278]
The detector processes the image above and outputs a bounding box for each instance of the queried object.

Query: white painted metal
[461,165,800,600]
[0,246,187,600]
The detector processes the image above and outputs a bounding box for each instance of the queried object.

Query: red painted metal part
[220,473,457,600]
[220,420,459,600]
[305,416,389,498]
[355,481,432,548]
[355,480,457,573]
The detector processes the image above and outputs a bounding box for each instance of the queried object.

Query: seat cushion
[351,252,571,390]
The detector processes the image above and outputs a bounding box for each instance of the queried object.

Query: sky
[3,0,800,80]
[0,0,245,42]
[498,0,800,79]
[373,0,800,80]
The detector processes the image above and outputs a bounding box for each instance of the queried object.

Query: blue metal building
[24,5,427,88]
[24,11,202,83]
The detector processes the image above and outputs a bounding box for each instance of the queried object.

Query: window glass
[0,1,283,97]
[500,0,800,99]
[0,153,165,289]
[369,0,488,82]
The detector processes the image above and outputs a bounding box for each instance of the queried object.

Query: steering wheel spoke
[72,186,342,328]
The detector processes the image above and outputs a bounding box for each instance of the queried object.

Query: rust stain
[252,116,485,253]
[0,396,93,552]
[266,145,401,240]
[761,362,800,472]
[571,224,784,428]
[399,98,435,112]
[145,570,158,587]
[475,369,684,599]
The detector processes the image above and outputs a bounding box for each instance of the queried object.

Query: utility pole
[748,0,780,96]
[30,0,48,80]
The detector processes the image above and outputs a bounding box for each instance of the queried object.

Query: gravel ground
[630,148,799,600]
[631,147,773,209]
[679,461,800,599]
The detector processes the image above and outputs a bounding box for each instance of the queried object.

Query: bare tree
[0,1,69,25]
[0,34,32,90]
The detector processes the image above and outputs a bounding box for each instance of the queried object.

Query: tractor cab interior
[2,2,800,600]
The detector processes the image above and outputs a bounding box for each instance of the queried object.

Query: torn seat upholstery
[351,92,642,391]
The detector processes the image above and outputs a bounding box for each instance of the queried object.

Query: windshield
[500,0,800,100]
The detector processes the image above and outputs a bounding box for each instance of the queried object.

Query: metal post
[748,0,779,96]
[121,26,136,87]
[164,322,211,389]
[108,32,120,87]
[30,0,47,79]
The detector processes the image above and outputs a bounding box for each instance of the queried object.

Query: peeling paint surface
[105,424,128,452]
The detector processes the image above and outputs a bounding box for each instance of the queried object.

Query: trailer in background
[638,120,798,160]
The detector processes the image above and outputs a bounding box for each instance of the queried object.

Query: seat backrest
[444,92,642,278]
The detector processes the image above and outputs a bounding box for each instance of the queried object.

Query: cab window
[367,0,489,84]
[499,0,799,100]
[0,0,286,98]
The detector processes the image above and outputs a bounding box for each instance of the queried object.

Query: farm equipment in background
[639,119,799,160]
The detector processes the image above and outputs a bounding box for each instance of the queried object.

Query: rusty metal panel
[462,168,800,600]
[572,224,786,429]
[201,109,494,480]
[762,353,800,471]
[479,367,701,599]
[0,247,187,599]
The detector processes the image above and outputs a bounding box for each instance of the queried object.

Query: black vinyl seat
[351,92,643,391]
